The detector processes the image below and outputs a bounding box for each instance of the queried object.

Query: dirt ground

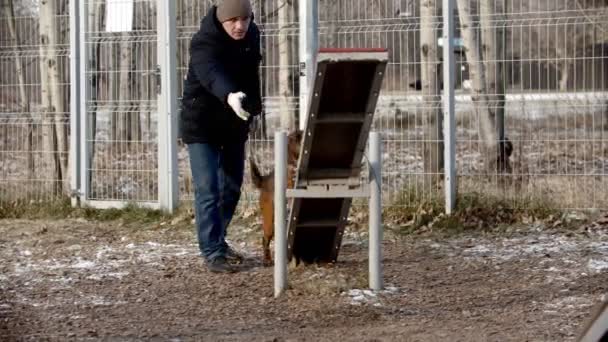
[0,216,606,341]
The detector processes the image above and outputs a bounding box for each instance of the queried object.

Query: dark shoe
[225,246,244,264]
[207,256,236,273]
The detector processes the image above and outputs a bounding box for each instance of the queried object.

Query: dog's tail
[249,157,264,189]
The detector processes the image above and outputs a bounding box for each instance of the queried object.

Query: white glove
[227,92,250,121]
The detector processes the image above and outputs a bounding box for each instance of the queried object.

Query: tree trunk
[114,32,138,150]
[54,0,70,191]
[146,2,156,137]
[480,0,510,173]
[278,0,294,131]
[327,0,339,48]
[87,0,104,194]
[120,0,145,149]
[559,61,570,91]
[39,0,65,195]
[420,0,443,185]
[2,0,34,179]
[456,0,498,172]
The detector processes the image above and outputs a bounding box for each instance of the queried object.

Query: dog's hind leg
[261,191,274,266]
[262,235,273,266]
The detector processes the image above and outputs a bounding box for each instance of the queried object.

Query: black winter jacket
[180,6,262,145]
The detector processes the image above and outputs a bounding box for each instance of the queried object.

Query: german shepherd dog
[249,130,302,266]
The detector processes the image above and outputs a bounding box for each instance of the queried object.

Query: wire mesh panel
[176,1,440,208]
[0,0,70,203]
[176,0,300,204]
[317,0,445,206]
[2,0,607,211]
[176,0,212,203]
[455,0,608,209]
[82,0,159,204]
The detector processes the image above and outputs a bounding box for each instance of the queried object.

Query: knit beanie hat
[216,0,253,23]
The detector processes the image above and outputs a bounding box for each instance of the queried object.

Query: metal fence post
[442,0,456,214]
[369,132,383,291]
[298,0,318,131]
[157,0,178,212]
[274,131,288,298]
[78,0,89,204]
[69,0,81,207]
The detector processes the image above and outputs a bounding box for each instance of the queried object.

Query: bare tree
[87,0,105,192]
[39,0,67,194]
[515,0,608,90]
[1,0,34,179]
[480,0,510,173]
[420,0,444,183]
[133,1,154,142]
[111,2,143,150]
[103,6,140,147]
[11,0,37,15]
[456,0,500,174]
[112,35,134,147]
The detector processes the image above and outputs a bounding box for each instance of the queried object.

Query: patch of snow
[442,234,608,263]
[465,245,492,256]
[430,234,608,286]
[71,258,96,269]
[544,295,595,311]
[95,246,115,259]
[49,277,74,284]
[87,272,130,281]
[384,286,399,293]
[343,286,400,306]
[587,259,608,272]
[69,294,127,307]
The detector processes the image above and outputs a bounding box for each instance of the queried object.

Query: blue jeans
[187,142,245,261]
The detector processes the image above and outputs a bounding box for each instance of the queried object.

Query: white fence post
[298,0,318,131]
[157,0,178,213]
[442,0,457,214]
[78,0,89,204]
[369,132,383,291]
[274,131,288,298]
[69,0,81,206]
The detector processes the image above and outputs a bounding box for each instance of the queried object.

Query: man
[180,0,262,273]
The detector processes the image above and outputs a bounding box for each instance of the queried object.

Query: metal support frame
[368,132,382,290]
[69,0,81,207]
[78,0,89,205]
[442,0,456,214]
[298,0,318,131]
[274,132,383,296]
[157,0,178,213]
[274,131,288,298]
